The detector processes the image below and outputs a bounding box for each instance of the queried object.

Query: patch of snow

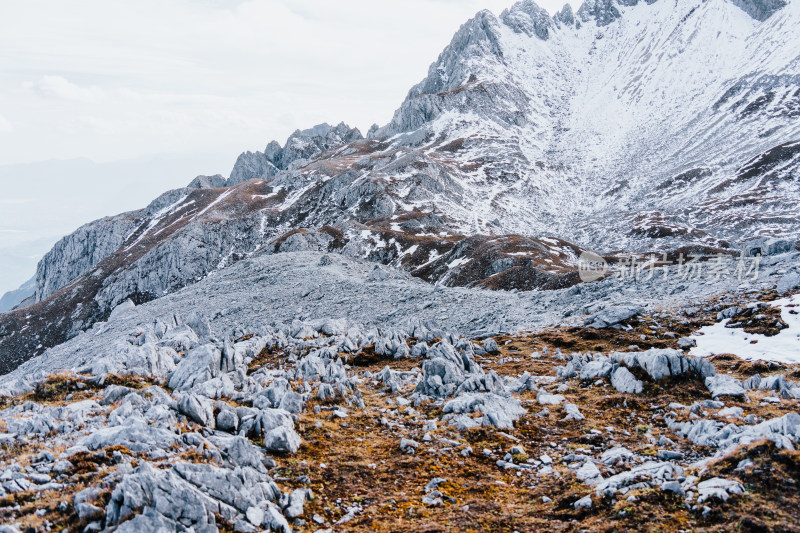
[195,189,234,218]
[690,294,800,364]
[447,257,470,270]
[124,194,191,251]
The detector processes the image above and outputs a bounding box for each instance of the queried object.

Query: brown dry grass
[243,296,800,532]
[2,292,798,532]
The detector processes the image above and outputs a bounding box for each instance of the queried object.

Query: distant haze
[0,153,232,294]
[0,0,566,295]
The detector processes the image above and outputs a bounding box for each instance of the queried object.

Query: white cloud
[0,1,571,167]
[0,113,12,132]
[23,75,104,102]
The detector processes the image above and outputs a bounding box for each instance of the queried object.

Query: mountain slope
[376,0,800,248]
[1,0,799,373]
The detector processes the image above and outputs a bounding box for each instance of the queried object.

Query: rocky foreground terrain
[0,262,799,532]
[1,0,799,530]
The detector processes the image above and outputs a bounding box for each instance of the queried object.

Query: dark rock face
[730,0,788,21]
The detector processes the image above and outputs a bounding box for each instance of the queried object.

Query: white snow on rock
[691,294,800,364]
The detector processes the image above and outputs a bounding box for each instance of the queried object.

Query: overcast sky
[0,0,566,294]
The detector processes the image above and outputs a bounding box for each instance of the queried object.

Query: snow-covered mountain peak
[370,0,798,245]
[501,0,555,38]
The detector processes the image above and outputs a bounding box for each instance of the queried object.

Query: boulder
[168,344,222,391]
[697,477,746,503]
[400,438,420,454]
[283,488,312,519]
[536,391,566,405]
[80,419,179,454]
[579,360,613,380]
[611,348,715,381]
[600,447,633,466]
[177,394,215,428]
[575,461,603,485]
[677,337,697,349]
[216,408,239,432]
[106,461,281,529]
[100,385,136,406]
[562,403,585,421]
[443,393,526,429]
[264,426,302,454]
[705,375,747,400]
[610,367,643,394]
[594,461,683,496]
[585,305,643,328]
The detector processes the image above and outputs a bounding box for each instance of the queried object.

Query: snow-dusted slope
[377,0,800,248]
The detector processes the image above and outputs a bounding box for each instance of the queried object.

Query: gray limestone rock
[677,337,697,349]
[611,349,715,382]
[168,344,222,391]
[743,374,762,390]
[575,461,603,485]
[537,391,566,405]
[579,360,613,380]
[33,214,138,302]
[216,408,239,433]
[667,412,800,453]
[400,438,420,454]
[177,393,216,428]
[585,305,644,328]
[562,403,586,421]
[187,174,227,189]
[696,477,746,503]
[80,419,179,454]
[283,488,312,519]
[100,385,136,406]
[610,367,643,394]
[228,151,276,185]
[443,393,526,429]
[594,461,683,496]
[263,426,302,454]
[600,447,634,466]
[777,271,800,293]
[106,461,281,529]
[705,375,747,400]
